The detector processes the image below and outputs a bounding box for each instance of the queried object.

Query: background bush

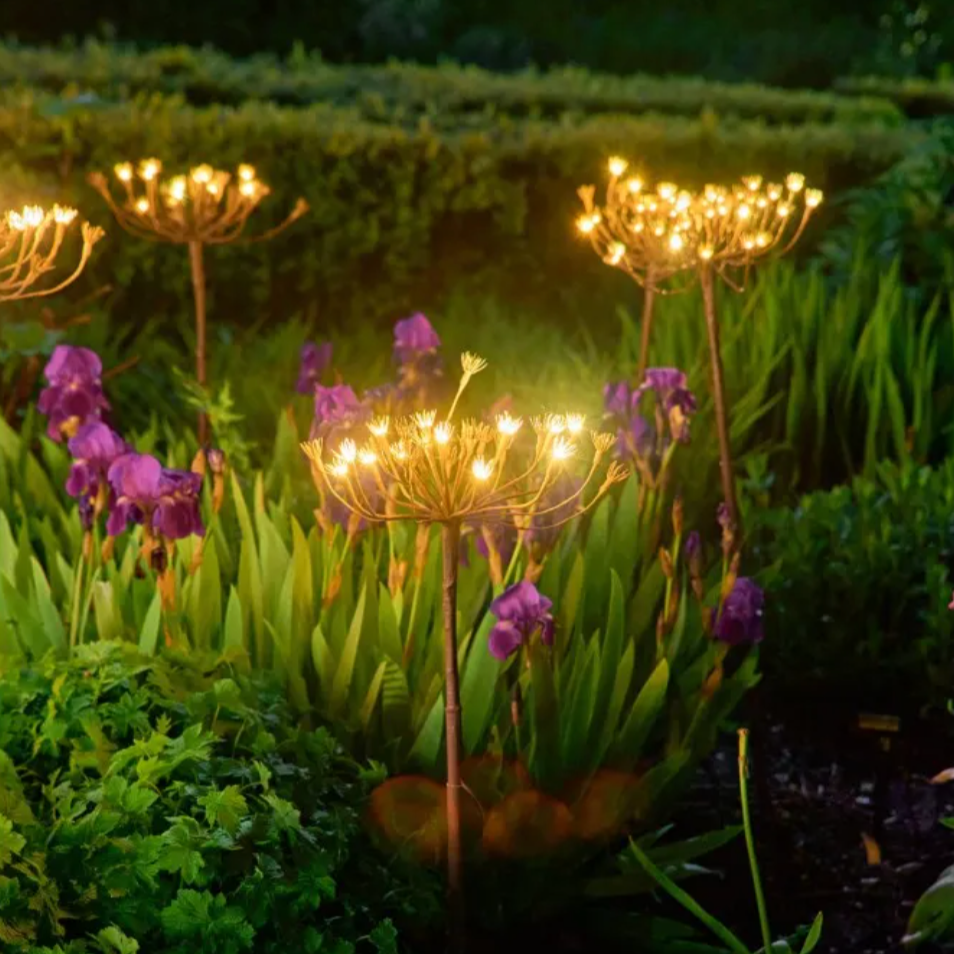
[0,41,905,125]
[750,460,954,715]
[1,0,947,88]
[0,76,915,344]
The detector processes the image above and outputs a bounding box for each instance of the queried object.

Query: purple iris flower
[637,368,697,444]
[106,453,204,540]
[488,581,555,661]
[296,341,333,394]
[311,383,371,441]
[393,313,440,364]
[616,413,655,460]
[315,383,362,424]
[37,345,109,440]
[605,381,650,460]
[390,314,446,411]
[65,422,128,503]
[714,578,765,646]
[638,369,695,411]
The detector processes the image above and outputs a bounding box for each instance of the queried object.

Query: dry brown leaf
[862,831,882,866]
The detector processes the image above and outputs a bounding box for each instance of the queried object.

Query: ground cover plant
[0,642,427,952]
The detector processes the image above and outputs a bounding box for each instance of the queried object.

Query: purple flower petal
[714,578,765,646]
[154,498,204,539]
[616,413,654,460]
[488,620,524,660]
[296,340,333,394]
[68,422,127,464]
[603,381,632,417]
[488,581,556,657]
[44,345,102,385]
[106,501,133,537]
[490,580,553,622]
[394,313,440,363]
[108,453,163,500]
[66,461,94,499]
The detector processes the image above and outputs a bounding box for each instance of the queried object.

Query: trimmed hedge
[836,75,954,119]
[0,88,919,335]
[0,40,906,127]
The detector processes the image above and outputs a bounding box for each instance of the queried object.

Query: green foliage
[1,389,757,793]
[906,864,954,946]
[0,40,905,126]
[750,460,954,713]
[0,643,431,951]
[637,253,954,497]
[820,121,954,300]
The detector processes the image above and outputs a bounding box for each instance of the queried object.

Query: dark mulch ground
[418,700,954,953]
[683,700,954,954]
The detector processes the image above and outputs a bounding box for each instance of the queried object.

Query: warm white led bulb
[551,437,574,461]
[566,414,585,434]
[496,413,522,436]
[472,458,493,481]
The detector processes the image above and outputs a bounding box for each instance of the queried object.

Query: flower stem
[189,239,208,446]
[636,270,656,381]
[441,520,465,951]
[738,728,773,954]
[67,537,88,653]
[700,266,740,532]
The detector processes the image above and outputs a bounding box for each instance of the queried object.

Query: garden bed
[683,705,954,954]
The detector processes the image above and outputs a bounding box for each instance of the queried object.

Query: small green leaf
[0,814,26,867]
[161,889,212,937]
[158,820,205,884]
[370,919,399,953]
[223,585,244,651]
[138,590,162,655]
[330,585,367,716]
[94,925,141,954]
[800,912,824,954]
[199,785,249,834]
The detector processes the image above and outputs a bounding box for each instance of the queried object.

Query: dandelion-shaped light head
[0,203,104,303]
[576,167,699,289]
[302,353,628,530]
[88,159,309,245]
[577,157,824,294]
[686,170,823,290]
